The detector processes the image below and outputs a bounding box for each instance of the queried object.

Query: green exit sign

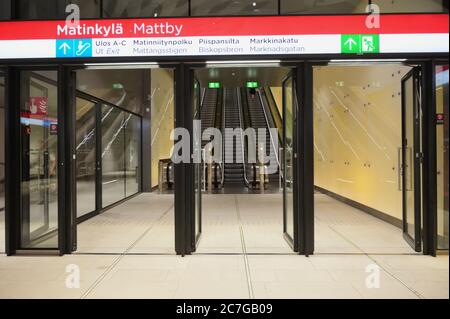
[341,34,380,54]
[246,81,259,88]
[208,82,221,89]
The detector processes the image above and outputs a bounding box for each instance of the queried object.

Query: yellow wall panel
[314,64,411,221]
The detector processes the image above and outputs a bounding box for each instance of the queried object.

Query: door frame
[2,57,443,257]
[401,66,423,252]
[4,65,72,255]
[181,61,310,255]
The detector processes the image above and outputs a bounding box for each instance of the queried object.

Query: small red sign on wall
[28,97,48,117]
[436,113,445,125]
[49,123,58,135]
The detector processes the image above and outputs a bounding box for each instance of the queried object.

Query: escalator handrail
[236,87,250,188]
[195,87,207,119]
[220,88,226,187]
[264,87,283,143]
[257,89,281,170]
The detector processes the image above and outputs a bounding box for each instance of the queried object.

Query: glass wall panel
[283,75,294,241]
[436,65,449,250]
[101,105,126,207]
[0,0,11,20]
[281,0,367,14]
[76,98,97,218]
[16,0,100,19]
[191,0,277,16]
[103,0,188,18]
[125,114,141,197]
[151,69,175,188]
[0,70,4,252]
[19,71,58,249]
[373,0,448,13]
[77,69,145,115]
[403,73,416,240]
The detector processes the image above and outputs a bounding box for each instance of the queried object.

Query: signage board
[27,97,48,118]
[208,82,221,89]
[0,14,448,60]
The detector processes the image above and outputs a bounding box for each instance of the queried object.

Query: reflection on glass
[194,79,201,239]
[1,72,5,212]
[125,114,141,197]
[76,98,97,218]
[76,69,145,115]
[20,71,58,248]
[17,0,99,19]
[191,0,277,16]
[436,65,449,250]
[101,105,126,207]
[103,0,188,17]
[0,0,11,20]
[283,75,294,241]
[151,69,175,188]
[373,0,447,13]
[281,0,366,14]
[403,74,416,241]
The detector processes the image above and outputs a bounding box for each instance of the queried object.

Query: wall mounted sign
[27,97,48,118]
[0,14,448,60]
[436,113,445,125]
[50,123,58,135]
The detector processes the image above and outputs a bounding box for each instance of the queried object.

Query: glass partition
[0,70,4,252]
[19,70,59,249]
[101,104,126,207]
[16,0,100,19]
[125,113,141,197]
[283,74,295,242]
[0,0,11,20]
[103,0,188,18]
[76,98,97,218]
[436,64,449,250]
[373,0,448,13]
[191,0,277,16]
[77,69,145,115]
[281,0,367,14]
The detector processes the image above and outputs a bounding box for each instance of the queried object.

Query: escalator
[159,87,223,190]
[245,88,280,186]
[200,88,219,150]
[223,88,246,187]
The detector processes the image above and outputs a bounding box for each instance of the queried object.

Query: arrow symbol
[345,38,357,50]
[59,42,71,55]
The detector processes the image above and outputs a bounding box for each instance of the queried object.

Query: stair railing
[257,89,281,176]
[236,87,250,187]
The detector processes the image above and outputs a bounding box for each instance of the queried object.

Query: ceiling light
[83,62,159,69]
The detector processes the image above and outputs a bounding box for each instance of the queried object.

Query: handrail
[220,88,226,186]
[264,87,283,143]
[257,89,281,171]
[237,87,250,187]
[201,87,207,111]
[195,87,207,119]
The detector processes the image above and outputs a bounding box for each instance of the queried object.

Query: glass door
[193,77,202,248]
[19,70,59,249]
[436,63,449,251]
[282,72,298,249]
[401,67,423,252]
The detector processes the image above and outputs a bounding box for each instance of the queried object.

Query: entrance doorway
[186,63,301,254]
[313,62,428,254]
[72,66,176,254]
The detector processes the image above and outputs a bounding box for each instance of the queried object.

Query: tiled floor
[0,192,448,299]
